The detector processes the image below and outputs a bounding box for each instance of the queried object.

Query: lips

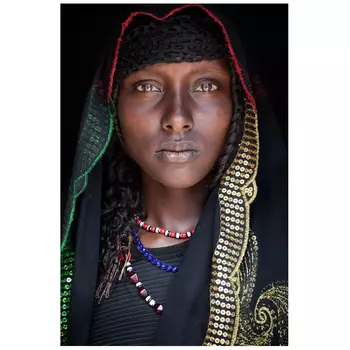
[157,141,199,152]
[155,141,200,163]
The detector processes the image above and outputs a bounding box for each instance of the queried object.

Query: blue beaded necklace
[131,228,179,273]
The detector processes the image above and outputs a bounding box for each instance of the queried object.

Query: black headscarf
[61,4,287,346]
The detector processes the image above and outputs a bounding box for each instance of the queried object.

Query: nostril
[162,122,192,132]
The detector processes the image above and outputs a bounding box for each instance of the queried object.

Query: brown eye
[192,83,219,93]
[135,83,162,92]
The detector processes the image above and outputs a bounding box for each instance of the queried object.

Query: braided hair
[95,61,245,302]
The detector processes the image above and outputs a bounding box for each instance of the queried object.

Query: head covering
[61,4,288,346]
[114,9,230,84]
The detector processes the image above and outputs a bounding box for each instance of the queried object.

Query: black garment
[61,4,288,346]
[89,240,189,345]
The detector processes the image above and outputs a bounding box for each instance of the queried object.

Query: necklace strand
[132,228,179,273]
[123,257,164,315]
[133,214,194,239]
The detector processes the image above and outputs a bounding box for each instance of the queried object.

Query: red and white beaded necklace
[133,214,195,239]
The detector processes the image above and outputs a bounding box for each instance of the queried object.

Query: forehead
[127,59,231,79]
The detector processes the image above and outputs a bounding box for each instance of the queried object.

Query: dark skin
[117,59,232,248]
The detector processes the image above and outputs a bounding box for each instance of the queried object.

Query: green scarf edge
[61,102,114,251]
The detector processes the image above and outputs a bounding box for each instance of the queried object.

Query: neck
[139,171,210,247]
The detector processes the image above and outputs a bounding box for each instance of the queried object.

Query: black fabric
[63,4,287,346]
[251,91,288,291]
[154,188,220,345]
[67,160,102,345]
[114,7,229,86]
[89,240,189,345]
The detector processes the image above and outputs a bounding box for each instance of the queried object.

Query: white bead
[136,282,142,287]
[126,266,133,272]
[176,232,180,239]
[187,231,192,237]
[165,230,170,236]
[126,262,131,267]
[149,299,155,307]
[155,227,160,233]
[145,296,151,302]
[140,221,144,227]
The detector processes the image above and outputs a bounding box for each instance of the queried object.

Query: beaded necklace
[124,223,190,314]
[133,214,194,239]
[132,228,179,273]
[121,252,164,315]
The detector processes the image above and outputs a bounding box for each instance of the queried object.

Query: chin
[152,168,208,189]
[158,179,199,189]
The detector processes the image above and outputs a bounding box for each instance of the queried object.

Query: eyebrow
[189,65,229,76]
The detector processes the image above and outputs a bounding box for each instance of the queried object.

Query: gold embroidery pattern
[235,231,288,345]
[203,101,259,346]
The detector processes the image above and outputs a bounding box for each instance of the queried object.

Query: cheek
[117,96,159,158]
[196,96,233,149]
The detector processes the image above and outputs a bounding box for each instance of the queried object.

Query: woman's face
[117,59,233,189]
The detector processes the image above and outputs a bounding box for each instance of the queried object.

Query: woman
[61,4,288,346]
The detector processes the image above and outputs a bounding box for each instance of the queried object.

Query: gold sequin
[203,101,262,346]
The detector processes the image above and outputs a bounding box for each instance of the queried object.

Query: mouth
[155,150,200,163]
[155,141,201,163]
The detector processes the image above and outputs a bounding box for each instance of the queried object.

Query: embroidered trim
[203,101,259,346]
[60,244,75,345]
[60,96,114,344]
[61,100,114,251]
[235,232,288,345]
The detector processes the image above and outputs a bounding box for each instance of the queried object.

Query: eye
[192,83,219,93]
[135,83,162,93]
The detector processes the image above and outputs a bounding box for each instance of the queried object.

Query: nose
[161,90,193,133]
